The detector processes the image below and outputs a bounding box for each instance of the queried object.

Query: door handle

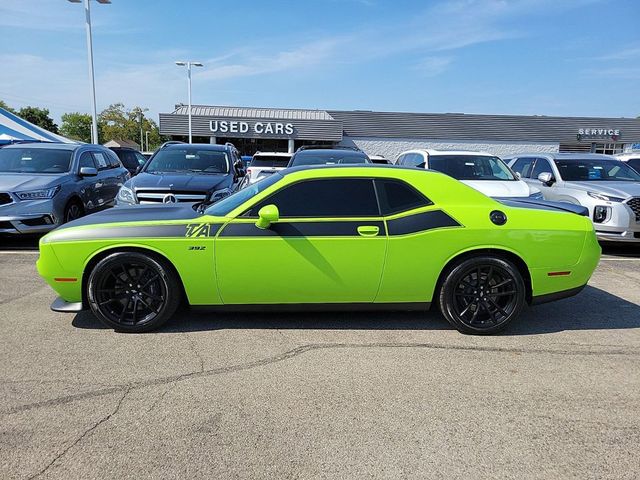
[357,225,380,237]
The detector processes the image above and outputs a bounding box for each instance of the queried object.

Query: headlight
[16,185,61,200]
[528,191,544,200]
[587,191,624,202]
[210,188,231,203]
[117,186,135,204]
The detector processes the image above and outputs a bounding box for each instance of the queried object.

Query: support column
[288,139,295,153]
[209,136,217,144]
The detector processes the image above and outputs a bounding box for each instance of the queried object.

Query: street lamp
[175,61,203,144]
[68,0,110,144]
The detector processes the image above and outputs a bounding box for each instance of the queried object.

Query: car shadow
[71,285,640,336]
[601,243,640,258]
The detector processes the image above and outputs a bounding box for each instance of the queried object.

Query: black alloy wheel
[439,256,526,335]
[64,201,84,223]
[87,252,181,332]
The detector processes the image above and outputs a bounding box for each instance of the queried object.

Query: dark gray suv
[0,142,129,234]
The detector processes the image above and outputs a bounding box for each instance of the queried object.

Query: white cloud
[412,57,453,77]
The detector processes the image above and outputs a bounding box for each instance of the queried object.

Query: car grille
[135,190,208,204]
[626,197,640,221]
[0,193,12,206]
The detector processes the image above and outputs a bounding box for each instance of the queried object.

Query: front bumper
[51,296,85,313]
[589,201,640,243]
[0,198,62,234]
[594,229,640,243]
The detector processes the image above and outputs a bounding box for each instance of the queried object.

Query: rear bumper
[51,296,85,313]
[530,285,586,305]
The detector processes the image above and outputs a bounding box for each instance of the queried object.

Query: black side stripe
[386,210,461,236]
[48,223,222,242]
[220,221,386,237]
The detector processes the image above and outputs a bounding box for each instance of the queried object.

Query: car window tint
[134,152,147,165]
[78,152,96,169]
[403,153,425,168]
[511,158,535,178]
[92,152,109,170]
[107,151,121,168]
[531,158,552,178]
[248,178,379,217]
[627,159,640,173]
[375,179,432,215]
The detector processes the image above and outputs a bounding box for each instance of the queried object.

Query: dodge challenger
[37,165,601,334]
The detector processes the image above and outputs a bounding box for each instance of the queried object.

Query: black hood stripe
[48,223,222,242]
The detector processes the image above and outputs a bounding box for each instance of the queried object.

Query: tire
[87,252,181,333]
[438,256,526,335]
[64,200,84,223]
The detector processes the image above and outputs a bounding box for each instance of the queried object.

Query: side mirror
[514,171,522,180]
[79,166,98,177]
[255,204,279,229]
[537,172,555,186]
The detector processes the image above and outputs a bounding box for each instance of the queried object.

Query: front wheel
[87,252,181,333]
[438,256,526,335]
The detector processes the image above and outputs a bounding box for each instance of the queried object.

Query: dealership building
[159,104,640,159]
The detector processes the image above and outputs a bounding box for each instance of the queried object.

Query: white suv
[246,152,292,184]
[615,153,640,173]
[395,149,541,198]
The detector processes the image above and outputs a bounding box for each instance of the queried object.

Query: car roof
[253,151,292,157]
[163,143,230,152]
[280,163,434,176]
[505,152,618,160]
[3,142,79,151]
[402,149,494,157]
[294,148,367,156]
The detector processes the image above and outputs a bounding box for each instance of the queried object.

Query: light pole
[145,131,150,152]
[68,0,111,144]
[175,61,203,143]
[137,108,147,151]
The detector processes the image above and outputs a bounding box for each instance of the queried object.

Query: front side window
[428,155,515,180]
[627,159,640,173]
[247,178,379,217]
[0,148,73,174]
[375,179,431,215]
[93,152,109,170]
[554,159,640,181]
[531,158,553,179]
[205,173,283,217]
[78,152,96,169]
[146,148,229,174]
[511,158,535,178]
[401,153,425,168]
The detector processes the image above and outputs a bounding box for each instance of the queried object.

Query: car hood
[564,181,640,198]
[461,179,530,198]
[130,172,230,191]
[0,173,68,192]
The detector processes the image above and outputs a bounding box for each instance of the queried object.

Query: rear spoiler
[496,198,589,216]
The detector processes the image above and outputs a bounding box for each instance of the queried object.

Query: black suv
[288,145,371,167]
[115,143,245,206]
[108,147,148,176]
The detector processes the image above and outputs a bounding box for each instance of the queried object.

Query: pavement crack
[4,341,639,418]
[26,386,131,480]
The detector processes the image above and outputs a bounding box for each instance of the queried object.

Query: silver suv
[0,142,129,234]
[505,153,640,243]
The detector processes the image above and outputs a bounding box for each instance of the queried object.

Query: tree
[99,103,166,150]
[0,100,16,114]
[60,112,94,143]
[17,106,59,134]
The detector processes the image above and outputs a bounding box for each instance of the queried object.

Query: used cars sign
[210,120,294,136]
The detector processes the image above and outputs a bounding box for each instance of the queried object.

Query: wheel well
[434,248,533,306]
[64,195,84,212]
[81,246,187,309]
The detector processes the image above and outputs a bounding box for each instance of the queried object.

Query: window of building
[593,143,624,155]
[374,179,432,215]
[247,178,379,218]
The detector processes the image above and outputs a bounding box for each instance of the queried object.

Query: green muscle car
[37,165,601,334]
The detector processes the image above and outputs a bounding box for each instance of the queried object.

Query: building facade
[159,105,640,159]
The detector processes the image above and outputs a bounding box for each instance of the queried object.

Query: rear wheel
[87,252,181,333]
[438,256,526,335]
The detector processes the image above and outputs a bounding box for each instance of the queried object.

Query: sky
[1,0,639,124]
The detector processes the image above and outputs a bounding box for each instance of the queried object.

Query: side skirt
[191,302,431,313]
[530,285,586,306]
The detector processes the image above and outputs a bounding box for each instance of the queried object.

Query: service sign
[577,128,621,141]
[210,120,294,137]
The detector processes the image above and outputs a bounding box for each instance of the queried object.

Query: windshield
[146,148,229,174]
[554,159,640,181]
[290,151,369,167]
[205,173,283,216]
[250,155,291,168]
[0,148,73,174]
[428,155,515,180]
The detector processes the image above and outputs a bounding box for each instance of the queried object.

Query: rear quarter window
[375,179,432,215]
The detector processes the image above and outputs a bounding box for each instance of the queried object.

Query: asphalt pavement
[0,241,639,479]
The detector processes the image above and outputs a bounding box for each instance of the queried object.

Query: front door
[215,178,387,304]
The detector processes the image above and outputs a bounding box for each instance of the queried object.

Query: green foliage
[17,106,59,134]
[60,112,94,143]
[0,100,16,114]
[98,103,166,150]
